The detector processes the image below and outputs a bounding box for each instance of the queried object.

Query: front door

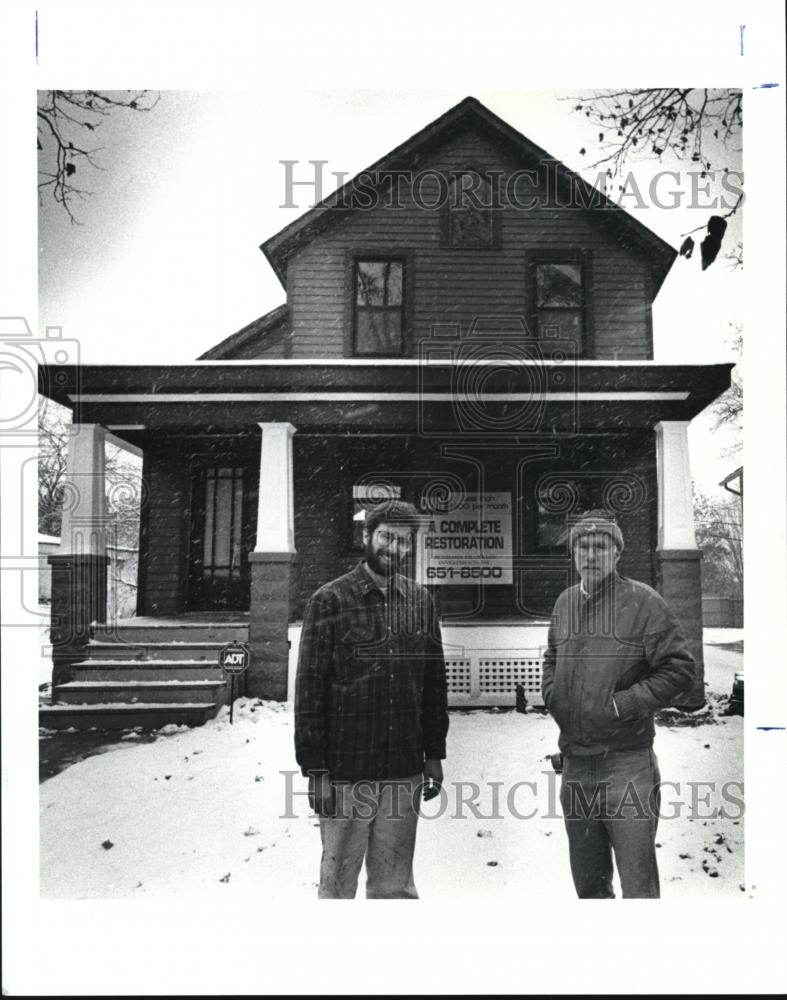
[188,465,255,611]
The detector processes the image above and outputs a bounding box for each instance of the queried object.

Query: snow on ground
[704,628,744,647]
[40,644,744,899]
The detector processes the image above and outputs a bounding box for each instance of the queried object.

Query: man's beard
[365,541,396,578]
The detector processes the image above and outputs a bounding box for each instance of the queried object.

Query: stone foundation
[48,553,108,692]
[654,548,705,710]
[247,551,295,700]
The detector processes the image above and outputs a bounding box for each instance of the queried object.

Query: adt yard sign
[219,641,249,675]
[218,641,250,723]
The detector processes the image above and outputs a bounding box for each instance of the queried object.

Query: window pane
[356,261,403,306]
[536,263,583,307]
[355,309,403,355]
[535,310,583,346]
[537,513,568,548]
[212,473,233,573]
[231,472,243,576]
[202,473,215,572]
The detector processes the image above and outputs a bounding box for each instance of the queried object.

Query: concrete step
[39,702,220,731]
[92,621,249,644]
[83,641,230,662]
[55,680,225,706]
[71,660,226,682]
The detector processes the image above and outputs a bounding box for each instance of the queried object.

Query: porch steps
[71,659,225,682]
[41,619,250,731]
[83,641,231,662]
[54,680,224,705]
[39,702,219,731]
[91,621,249,644]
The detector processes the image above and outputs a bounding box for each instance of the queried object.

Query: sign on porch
[417,491,513,585]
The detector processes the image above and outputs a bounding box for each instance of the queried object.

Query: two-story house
[40,96,732,729]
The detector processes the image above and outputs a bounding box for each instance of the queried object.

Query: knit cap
[568,510,624,552]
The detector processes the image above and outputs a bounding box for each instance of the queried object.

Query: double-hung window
[353,258,405,356]
[530,253,589,354]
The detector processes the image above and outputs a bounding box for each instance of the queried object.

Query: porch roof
[40,360,732,435]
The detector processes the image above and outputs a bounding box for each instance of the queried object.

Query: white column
[255,423,296,554]
[59,423,107,556]
[655,421,697,550]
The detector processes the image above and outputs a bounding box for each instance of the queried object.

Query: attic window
[353,259,405,356]
[443,171,497,249]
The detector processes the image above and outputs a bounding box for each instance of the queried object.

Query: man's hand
[308,771,336,818]
[422,759,444,801]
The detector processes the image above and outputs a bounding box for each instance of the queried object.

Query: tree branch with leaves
[565,88,743,269]
[37,90,159,223]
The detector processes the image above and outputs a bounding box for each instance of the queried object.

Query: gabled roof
[261,95,677,292]
[198,304,289,360]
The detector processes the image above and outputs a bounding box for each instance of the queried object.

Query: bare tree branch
[694,484,743,601]
[565,88,742,178]
[563,88,744,268]
[713,323,743,439]
[37,90,159,223]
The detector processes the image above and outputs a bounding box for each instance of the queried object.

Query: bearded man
[294,501,448,899]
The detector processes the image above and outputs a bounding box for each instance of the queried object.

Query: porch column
[654,421,705,709]
[48,423,109,691]
[247,422,296,700]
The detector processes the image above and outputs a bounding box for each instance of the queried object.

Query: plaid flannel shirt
[294,561,448,781]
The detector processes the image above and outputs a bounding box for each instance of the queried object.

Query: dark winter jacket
[541,573,696,755]
[295,562,448,781]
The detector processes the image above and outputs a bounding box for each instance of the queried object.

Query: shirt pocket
[335,625,382,682]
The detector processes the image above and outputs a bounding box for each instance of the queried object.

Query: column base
[654,549,705,710]
[247,551,296,701]
[48,553,108,691]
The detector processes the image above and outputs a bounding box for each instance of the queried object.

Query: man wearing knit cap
[542,509,696,898]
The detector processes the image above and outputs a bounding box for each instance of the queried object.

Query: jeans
[318,775,422,899]
[560,747,661,899]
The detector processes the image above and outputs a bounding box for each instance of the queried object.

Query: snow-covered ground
[40,644,744,899]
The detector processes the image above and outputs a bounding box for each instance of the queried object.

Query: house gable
[205,97,676,361]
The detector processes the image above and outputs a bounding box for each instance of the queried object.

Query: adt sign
[219,641,250,675]
[218,641,250,723]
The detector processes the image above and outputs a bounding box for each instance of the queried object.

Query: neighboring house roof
[261,95,677,292]
[198,304,289,360]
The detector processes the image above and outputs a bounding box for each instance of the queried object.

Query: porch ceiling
[40,360,732,434]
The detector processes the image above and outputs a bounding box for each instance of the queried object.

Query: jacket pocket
[577,682,620,742]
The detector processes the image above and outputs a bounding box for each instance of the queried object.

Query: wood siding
[284,128,655,361]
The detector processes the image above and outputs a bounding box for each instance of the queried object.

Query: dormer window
[442,170,499,249]
[353,258,405,356]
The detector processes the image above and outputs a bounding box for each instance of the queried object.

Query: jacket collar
[579,570,622,603]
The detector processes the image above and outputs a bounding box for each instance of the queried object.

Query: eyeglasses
[374,528,414,551]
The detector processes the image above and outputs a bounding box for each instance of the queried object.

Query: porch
[40,358,733,726]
